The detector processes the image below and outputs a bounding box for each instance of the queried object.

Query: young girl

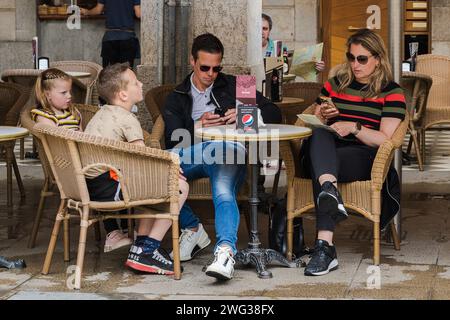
[31,68,81,130]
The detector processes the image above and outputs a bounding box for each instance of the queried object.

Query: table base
[0,256,26,269]
[235,247,299,279]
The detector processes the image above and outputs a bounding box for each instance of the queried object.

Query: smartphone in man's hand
[214,107,226,117]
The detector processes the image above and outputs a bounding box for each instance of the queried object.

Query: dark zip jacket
[162,72,282,150]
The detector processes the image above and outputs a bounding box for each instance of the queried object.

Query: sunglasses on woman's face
[346,52,374,65]
[199,65,223,73]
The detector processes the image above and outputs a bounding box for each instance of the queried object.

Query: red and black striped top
[316,77,406,131]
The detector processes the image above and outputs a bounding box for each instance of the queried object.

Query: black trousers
[86,172,128,234]
[300,128,378,232]
[101,38,139,68]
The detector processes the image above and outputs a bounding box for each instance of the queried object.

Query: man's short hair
[191,33,224,61]
[97,63,130,104]
[262,13,272,31]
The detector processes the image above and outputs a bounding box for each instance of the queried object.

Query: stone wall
[432,0,450,56]
[0,0,37,73]
[262,0,319,51]
[38,19,141,67]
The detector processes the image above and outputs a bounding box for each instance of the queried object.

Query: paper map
[290,43,324,81]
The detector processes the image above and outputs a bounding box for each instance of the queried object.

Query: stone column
[191,0,262,77]
[136,0,165,132]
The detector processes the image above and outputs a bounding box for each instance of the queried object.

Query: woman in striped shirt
[301,29,406,276]
[31,68,81,130]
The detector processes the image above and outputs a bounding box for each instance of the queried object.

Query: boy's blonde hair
[35,68,79,119]
[97,63,131,104]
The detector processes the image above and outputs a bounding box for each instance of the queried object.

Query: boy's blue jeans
[171,141,247,254]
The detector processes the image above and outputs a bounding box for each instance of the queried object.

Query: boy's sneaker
[205,245,235,280]
[104,230,133,253]
[171,223,211,261]
[304,239,339,276]
[125,245,176,275]
[317,181,348,223]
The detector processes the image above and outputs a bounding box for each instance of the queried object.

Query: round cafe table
[196,124,311,278]
[0,126,29,207]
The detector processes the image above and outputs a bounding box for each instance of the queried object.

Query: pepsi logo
[242,114,254,126]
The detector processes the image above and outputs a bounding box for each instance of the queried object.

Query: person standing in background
[80,0,141,68]
[262,13,325,73]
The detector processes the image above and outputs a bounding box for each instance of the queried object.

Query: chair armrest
[142,129,159,149]
[148,115,165,149]
[371,114,408,190]
[370,139,395,191]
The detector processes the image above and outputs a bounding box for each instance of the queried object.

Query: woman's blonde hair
[34,68,79,120]
[335,28,393,98]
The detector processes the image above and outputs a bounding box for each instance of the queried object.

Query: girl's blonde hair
[335,28,393,98]
[34,68,79,120]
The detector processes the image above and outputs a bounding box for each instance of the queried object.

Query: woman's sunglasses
[346,52,374,65]
[199,65,223,73]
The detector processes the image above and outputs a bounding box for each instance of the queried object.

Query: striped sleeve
[315,79,333,104]
[31,108,58,124]
[382,83,406,120]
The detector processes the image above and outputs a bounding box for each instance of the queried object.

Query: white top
[195,124,311,142]
[0,126,29,142]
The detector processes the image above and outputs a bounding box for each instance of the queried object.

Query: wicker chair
[0,82,31,127]
[144,84,177,149]
[145,85,251,229]
[51,61,103,105]
[21,103,154,248]
[415,54,450,163]
[401,71,433,171]
[281,82,323,125]
[33,123,182,289]
[282,105,408,265]
[0,82,31,203]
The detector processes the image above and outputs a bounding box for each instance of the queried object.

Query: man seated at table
[163,33,282,281]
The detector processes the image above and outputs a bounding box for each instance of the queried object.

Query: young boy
[85,63,188,275]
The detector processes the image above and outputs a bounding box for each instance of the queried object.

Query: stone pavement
[0,158,449,300]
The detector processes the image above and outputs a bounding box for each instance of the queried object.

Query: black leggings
[300,128,378,232]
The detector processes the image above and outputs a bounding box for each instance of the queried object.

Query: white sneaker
[205,245,235,280]
[171,223,211,261]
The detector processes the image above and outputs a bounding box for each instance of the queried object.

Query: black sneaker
[125,245,176,275]
[304,239,339,276]
[317,181,348,223]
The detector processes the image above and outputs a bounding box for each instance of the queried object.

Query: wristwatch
[352,122,362,136]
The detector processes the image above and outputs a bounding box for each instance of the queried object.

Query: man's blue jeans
[172,141,246,254]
